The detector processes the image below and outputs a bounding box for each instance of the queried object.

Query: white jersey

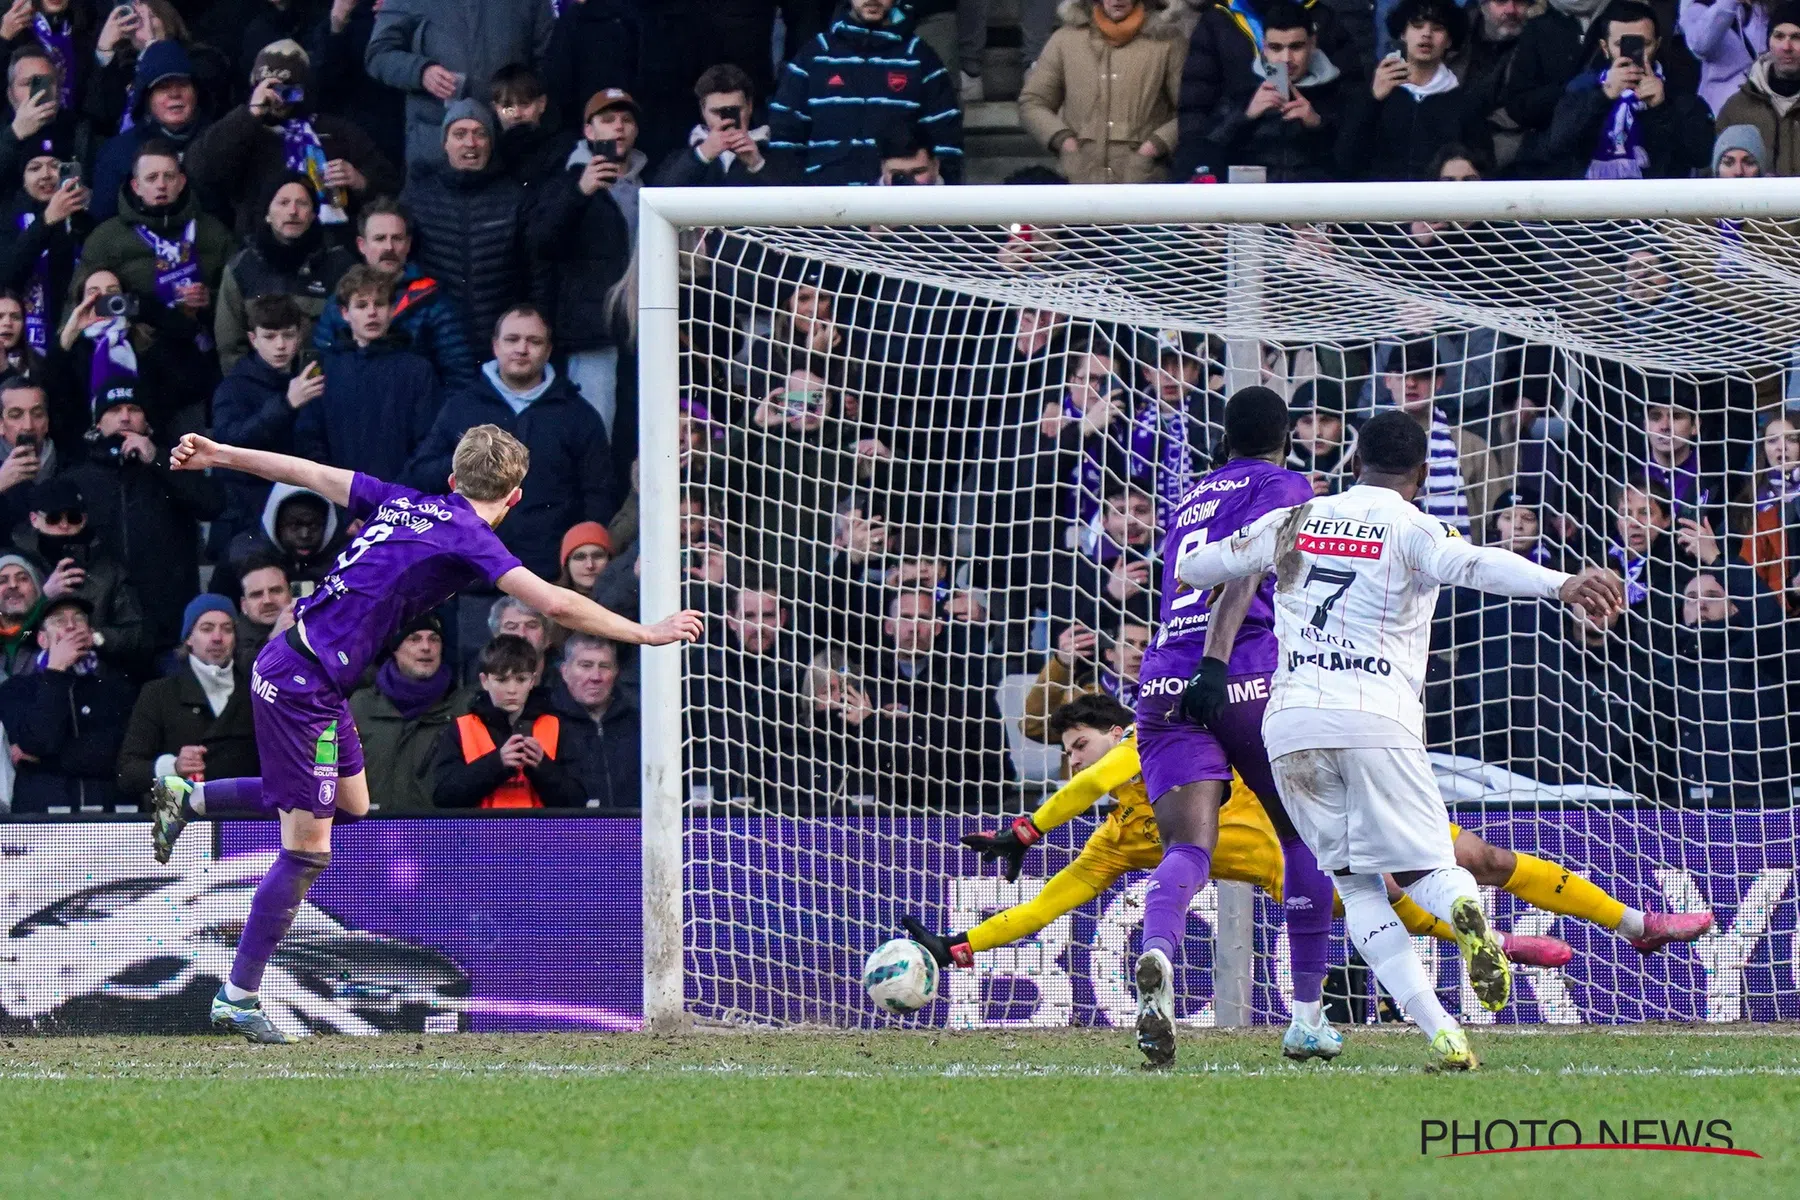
[1177,484,1570,752]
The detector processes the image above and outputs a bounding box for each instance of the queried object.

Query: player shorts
[249,628,366,819]
[1268,743,1454,875]
[1076,782,1285,899]
[1135,669,1278,803]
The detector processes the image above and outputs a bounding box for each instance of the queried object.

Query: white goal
[638,180,1800,1032]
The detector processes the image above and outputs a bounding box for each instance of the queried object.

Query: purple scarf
[1063,382,1178,526]
[1586,65,1660,180]
[132,218,200,304]
[32,13,76,110]
[377,657,453,720]
[82,315,137,406]
[15,210,48,352]
[1644,450,1710,519]
[281,120,348,223]
[34,646,98,675]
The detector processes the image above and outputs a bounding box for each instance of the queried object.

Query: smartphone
[14,432,36,451]
[888,170,916,186]
[1618,34,1646,69]
[64,543,89,570]
[28,74,53,104]
[717,104,742,129]
[589,138,620,163]
[57,161,80,187]
[298,349,322,377]
[278,85,305,105]
[112,1,136,15]
[1270,60,1291,101]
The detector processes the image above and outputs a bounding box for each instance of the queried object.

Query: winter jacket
[768,1,964,185]
[77,185,234,308]
[1545,68,1716,179]
[116,657,259,797]
[11,525,149,668]
[653,125,776,187]
[0,662,136,813]
[182,102,400,241]
[1175,0,1365,178]
[0,188,92,332]
[214,224,358,372]
[365,0,555,169]
[312,262,478,389]
[1717,56,1800,176]
[1448,10,1530,170]
[526,146,636,353]
[349,679,470,812]
[1336,69,1494,181]
[404,369,619,580]
[548,679,640,809]
[1018,0,1185,183]
[400,160,535,355]
[210,351,303,544]
[294,332,440,478]
[1680,0,1768,115]
[1203,51,1347,182]
[430,689,587,809]
[85,35,232,174]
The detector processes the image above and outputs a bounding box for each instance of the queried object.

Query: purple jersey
[292,474,522,693]
[1139,457,1313,682]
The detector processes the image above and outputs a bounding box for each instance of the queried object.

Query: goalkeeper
[906,693,1688,973]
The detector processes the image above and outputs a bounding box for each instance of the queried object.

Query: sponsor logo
[1138,675,1186,699]
[1190,475,1250,496]
[1286,650,1394,676]
[887,70,908,93]
[827,73,844,87]
[1421,1117,1756,1160]
[1296,517,1388,560]
[1301,626,1357,649]
[1226,676,1269,704]
[318,780,337,808]
[251,672,280,703]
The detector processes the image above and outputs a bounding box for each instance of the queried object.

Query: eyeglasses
[40,509,81,526]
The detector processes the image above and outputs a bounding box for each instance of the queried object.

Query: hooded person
[349,611,467,812]
[0,120,92,354]
[221,481,341,600]
[88,39,218,223]
[182,38,400,239]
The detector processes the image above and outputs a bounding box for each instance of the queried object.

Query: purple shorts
[1134,670,1278,804]
[249,631,366,819]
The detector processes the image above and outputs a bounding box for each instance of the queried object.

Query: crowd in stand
[0,0,1793,816]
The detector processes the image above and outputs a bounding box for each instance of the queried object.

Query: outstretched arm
[497,567,703,646]
[1417,532,1624,616]
[171,433,353,509]
[1176,507,1289,593]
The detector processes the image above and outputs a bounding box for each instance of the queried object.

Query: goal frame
[636,179,1800,1032]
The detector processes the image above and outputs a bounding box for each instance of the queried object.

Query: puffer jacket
[77,185,234,307]
[400,160,535,355]
[1018,0,1186,183]
[768,0,964,185]
[1717,56,1800,177]
[312,262,478,390]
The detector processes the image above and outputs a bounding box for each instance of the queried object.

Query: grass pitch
[2,1027,1795,1198]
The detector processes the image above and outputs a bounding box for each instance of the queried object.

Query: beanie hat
[250,38,311,96]
[1712,124,1768,174]
[442,97,496,141]
[0,552,43,590]
[561,521,613,566]
[1772,0,1800,33]
[181,593,237,642]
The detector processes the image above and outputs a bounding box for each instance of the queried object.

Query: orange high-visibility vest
[456,712,560,809]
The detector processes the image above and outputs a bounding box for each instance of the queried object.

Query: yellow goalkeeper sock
[1391,892,1456,942]
[964,865,1107,953]
[1503,852,1626,931]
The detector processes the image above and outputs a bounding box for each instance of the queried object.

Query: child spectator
[210,294,316,549]
[431,634,586,809]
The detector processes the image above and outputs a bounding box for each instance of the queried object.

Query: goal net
[639,182,1800,1031]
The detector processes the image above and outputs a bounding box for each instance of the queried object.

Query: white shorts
[1269,744,1455,875]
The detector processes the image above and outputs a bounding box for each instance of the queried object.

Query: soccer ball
[862,938,939,1014]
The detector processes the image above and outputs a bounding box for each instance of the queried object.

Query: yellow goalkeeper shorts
[1069,777,1286,901]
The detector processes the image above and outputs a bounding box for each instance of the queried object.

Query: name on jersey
[373,504,441,534]
[386,495,454,522]
[1286,650,1394,676]
[1295,517,1388,560]
[1175,498,1221,529]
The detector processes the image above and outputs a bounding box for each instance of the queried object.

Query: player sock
[1616,909,1646,940]
[1291,998,1323,1026]
[1140,842,1212,961]
[227,848,330,994]
[192,777,274,818]
[1399,866,1482,924]
[1503,852,1628,931]
[1336,872,1455,1039]
[1279,835,1331,1005]
[1391,893,1455,941]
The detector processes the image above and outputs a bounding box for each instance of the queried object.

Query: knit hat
[181,593,237,642]
[0,552,43,590]
[442,97,496,141]
[250,38,311,97]
[1292,378,1347,417]
[1772,0,1800,33]
[561,521,613,566]
[1712,124,1768,174]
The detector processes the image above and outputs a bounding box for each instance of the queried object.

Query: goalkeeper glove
[1179,657,1230,729]
[960,816,1043,882]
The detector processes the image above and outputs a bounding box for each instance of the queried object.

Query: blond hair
[452,425,530,500]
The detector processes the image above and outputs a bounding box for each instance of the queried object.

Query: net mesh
[673,212,1800,1029]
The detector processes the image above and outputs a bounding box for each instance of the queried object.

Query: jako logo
[1421,1118,1759,1159]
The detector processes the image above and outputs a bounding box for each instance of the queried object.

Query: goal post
[640,180,1800,1032]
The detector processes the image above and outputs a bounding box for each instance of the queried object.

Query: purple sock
[195,777,274,817]
[228,848,329,993]
[1280,835,1332,1005]
[1141,842,1212,961]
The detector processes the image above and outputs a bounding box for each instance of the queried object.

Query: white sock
[1292,998,1323,1025]
[1617,908,1646,940]
[222,980,254,1002]
[1336,872,1458,1040]
[1400,866,1481,924]
[187,781,206,817]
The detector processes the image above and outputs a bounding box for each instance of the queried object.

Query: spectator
[691,576,803,808]
[556,520,612,596]
[1682,0,1770,115]
[0,288,49,386]
[792,646,924,811]
[1377,335,1496,535]
[407,306,618,595]
[1057,479,1162,633]
[1545,1,1715,177]
[0,132,92,354]
[529,88,646,433]
[728,269,866,405]
[1638,391,1727,523]
[488,594,551,655]
[1741,413,1800,604]
[198,0,321,88]
[233,549,291,667]
[311,198,478,390]
[1018,0,1184,184]
[116,594,258,798]
[544,0,640,158]
[0,593,134,811]
[654,63,771,186]
[873,587,1006,800]
[0,43,95,189]
[1671,569,1786,798]
[223,482,339,599]
[183,39,396,241]
[1483,489,1569,568]
[1716,4,1800,174]
[0,550,43,677]
[1339,0,1494,181]
[1174,0,1364,179]
[78,140,232,330]
[57,265,217,439]
[877,127,950,188]
[210,293,314,546]
[400,100,535,356]
[87,38,214,223]
[213,173,357,371]
[0,0,94,113]
[1450,0,1534,170]
[431,634,586,809]
[1022,613,1151,741]
[350,612,463,812]
[1287,378,1354,495]
[294,264,439,477]
[0,376,57,532]
[549,632,638,808]
[769,0,964,185]
[1713,120,1768,174]
[12,474,147,668]
[365,0,554,170]
[1198,2,1347,183]
[489,63,569,191]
